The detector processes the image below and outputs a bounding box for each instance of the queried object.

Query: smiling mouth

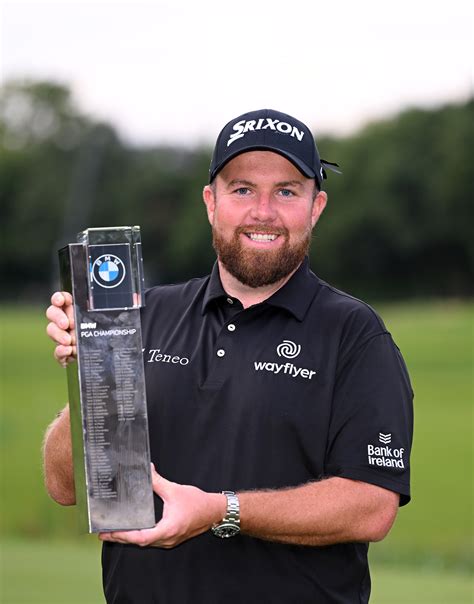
[245,233,279,242]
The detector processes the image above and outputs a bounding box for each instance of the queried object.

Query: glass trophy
[58,226,155,532]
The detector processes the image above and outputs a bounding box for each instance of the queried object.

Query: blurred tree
[311,100,474,298]
[0,80,119,298]
[0,80,85,149]
[0,78,472,301]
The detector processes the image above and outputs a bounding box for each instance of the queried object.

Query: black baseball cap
[209,108,340,189]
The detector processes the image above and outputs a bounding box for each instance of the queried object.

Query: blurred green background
[1,81,473,301]
[0,81,473,602]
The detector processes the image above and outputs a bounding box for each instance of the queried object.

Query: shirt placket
[201,302,242,390]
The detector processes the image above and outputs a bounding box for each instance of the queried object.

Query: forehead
[217,151,310,184]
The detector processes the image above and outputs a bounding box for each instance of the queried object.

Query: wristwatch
[211,491,240,538]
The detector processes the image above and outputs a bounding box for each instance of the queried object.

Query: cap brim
[209,145,317,182]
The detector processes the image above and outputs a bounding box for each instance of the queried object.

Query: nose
[249,193,277,222]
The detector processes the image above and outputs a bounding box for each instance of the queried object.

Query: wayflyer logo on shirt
[253,340,317,380]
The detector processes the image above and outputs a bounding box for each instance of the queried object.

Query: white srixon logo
[276,340,301,359]
[379,433,392,444]
[227,118,305,147]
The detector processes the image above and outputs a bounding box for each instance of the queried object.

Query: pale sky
[1,0,473,146]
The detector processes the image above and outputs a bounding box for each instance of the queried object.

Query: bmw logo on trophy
[58,226,155,533]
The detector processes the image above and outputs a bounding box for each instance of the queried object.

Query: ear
[311,191,328,228]
[202,185,216,225]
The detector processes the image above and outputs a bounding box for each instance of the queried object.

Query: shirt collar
[265,257,320,321]
[202,257,320,321]
[201,261,231,314]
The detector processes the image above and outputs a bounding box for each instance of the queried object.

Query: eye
[234,187,251,196]
[278,188,295,198]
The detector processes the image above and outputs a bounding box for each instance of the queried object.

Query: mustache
[235,224,289,237]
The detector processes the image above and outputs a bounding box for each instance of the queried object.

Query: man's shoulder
[312,276,387,334]
[143,274,210,311]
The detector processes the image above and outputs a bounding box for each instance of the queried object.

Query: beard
[212,223,312,288]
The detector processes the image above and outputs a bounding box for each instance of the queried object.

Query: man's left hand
[99,464,226,548]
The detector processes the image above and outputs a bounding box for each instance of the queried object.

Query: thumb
[150,463,172,498]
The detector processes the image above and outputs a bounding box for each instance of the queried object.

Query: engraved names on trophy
[114,348,136,422]
[82,349,115,499]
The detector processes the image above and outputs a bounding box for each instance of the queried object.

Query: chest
[142,305,337,434]
[140,301,345,487]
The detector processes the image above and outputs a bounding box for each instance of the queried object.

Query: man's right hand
[46,291,77,367]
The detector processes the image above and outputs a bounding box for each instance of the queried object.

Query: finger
[63,300,75,330]
[46,321,72,346]
[99,533,131,545]
[54,345,76,367]
[46,319,76,347]
[53,343,76,357]
[99,527,159,547]
[51,291,73,307]
[45,307,75,335]
[48,292,75,331]
[46,305,71,330]
[150,468,173,499]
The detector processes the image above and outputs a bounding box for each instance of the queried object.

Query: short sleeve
[325,333,414,505]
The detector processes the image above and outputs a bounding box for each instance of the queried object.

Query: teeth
[247,233,277,241]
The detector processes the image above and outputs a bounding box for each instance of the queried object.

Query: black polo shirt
[102,257,413,604]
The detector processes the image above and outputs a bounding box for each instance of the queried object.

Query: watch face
[212,523,240,538]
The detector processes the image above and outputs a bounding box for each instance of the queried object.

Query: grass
[0,539,472,604]
[369,300,473,569]
[0,539,103,604]
[0,305,79,537]
[0,301,473,601]
[370,565,473,603]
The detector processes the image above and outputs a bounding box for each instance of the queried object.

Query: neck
[217,259,300,309]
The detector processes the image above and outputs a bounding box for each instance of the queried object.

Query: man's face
[203,151,327,288]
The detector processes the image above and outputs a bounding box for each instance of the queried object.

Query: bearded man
[44,109,413,603]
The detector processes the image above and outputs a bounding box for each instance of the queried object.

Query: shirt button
[227,324,236,332]
[226,298,234,305]
[217,349,225,357]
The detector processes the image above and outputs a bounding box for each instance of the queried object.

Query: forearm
[43,405,76,505]
[238,477,399,546]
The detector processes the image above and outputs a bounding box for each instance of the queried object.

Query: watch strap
[211,490,240,538]
[222,490,239,523]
